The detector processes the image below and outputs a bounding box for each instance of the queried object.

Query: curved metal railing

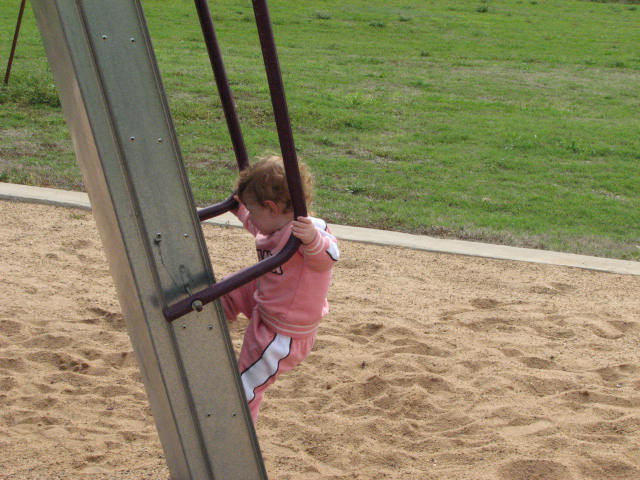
[164,0,307,321]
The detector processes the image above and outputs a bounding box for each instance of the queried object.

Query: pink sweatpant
[221,280,315,422]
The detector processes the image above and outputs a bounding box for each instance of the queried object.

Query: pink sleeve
[301,225,340,271]
[234,204,259,236]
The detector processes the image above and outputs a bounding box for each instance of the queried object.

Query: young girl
[222,156,340,422]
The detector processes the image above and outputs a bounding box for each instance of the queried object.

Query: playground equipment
[31,0,307,477]
[3,0,27,85]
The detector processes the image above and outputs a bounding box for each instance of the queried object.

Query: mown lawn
[1,0,639,259]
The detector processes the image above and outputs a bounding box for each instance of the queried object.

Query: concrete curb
[1,182,638,276]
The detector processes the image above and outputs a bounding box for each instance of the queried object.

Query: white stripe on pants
[241,333,292,402]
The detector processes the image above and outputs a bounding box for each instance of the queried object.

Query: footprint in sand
[530,282,576,295]
[72,239,92,250]
[550,282,576,293]
[29,396,58,410]
[26,351,90,373]
[0,376,18,392]
[500,348,523,358]
[561,389,640,409]
[512,374,579,397]
[60,239,94,257]
[594,364,640,387]
[517,356,558,370]
[578,457,640,479]
[498,459,572,480]
[467,316,516,333]
[384,338,452,358]
[21,333,73,349]
[581,317,625,340]
[348,322,384,336]
[120,430,152,442]
[0,319,25,338]
[470,298,501,309]
[0,356,27,372]
[389,374,454,393]
[13,413,63,427]
[578,415,640,440]
[91,384,135,398]
[87,307,126,330]
[332,375,391,405]
[102,351,136,369]
[607,320,639,333]
[532,323,576,340]
[45,371,95,389]
[346,322,384,344]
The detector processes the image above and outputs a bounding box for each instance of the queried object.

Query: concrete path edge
[1,182,638,276]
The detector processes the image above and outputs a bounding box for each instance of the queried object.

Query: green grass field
[1,0,639,260]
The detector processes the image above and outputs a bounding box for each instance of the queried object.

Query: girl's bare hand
[292,216,317,245]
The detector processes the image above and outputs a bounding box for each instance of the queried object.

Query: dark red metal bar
[163,236,300,321]
[197,193,237,221]
[193,0,249,171]
[4,0,27,85]
[164,0,307,322]
[251,0,307,219]
[192,0,245,220]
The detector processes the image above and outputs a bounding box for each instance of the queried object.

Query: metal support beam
[30,1,267,478]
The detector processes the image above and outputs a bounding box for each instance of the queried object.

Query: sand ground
[1,199,640,479]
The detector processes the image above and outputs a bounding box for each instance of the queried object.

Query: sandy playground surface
[1,199,640,479]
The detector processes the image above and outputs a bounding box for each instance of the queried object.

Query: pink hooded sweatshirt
[235,205,340,338]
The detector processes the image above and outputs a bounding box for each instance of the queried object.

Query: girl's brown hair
[236,155,313,212]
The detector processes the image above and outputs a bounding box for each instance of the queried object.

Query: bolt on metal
[192,300,204,312]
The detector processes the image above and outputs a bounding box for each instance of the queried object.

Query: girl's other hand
[292,216,317,245]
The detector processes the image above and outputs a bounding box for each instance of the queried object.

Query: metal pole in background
[4,0,27,85]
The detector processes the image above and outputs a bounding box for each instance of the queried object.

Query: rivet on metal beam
[101,35,108,40]
[192,300,204,312]
[130,37,136,43]
[154,233,162,244]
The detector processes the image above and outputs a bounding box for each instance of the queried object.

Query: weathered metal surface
[30,1,267,478]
